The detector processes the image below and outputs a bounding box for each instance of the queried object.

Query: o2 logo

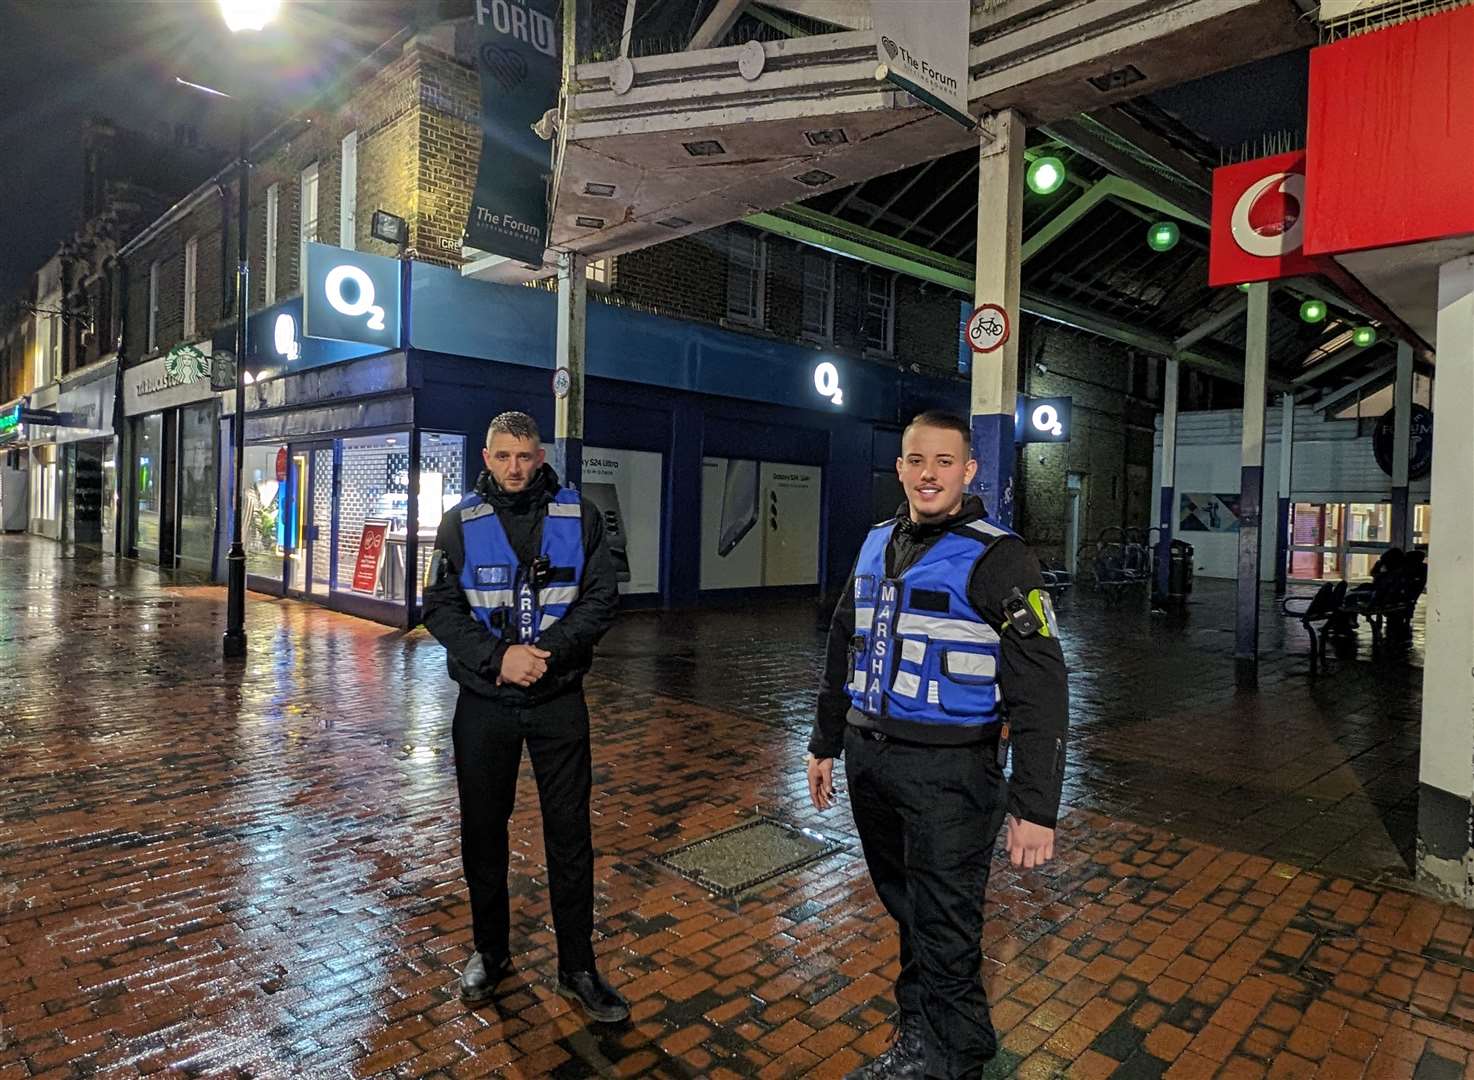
[324,265,386,331]
[1017,396,1071,444]
[273,313,301,361]
[813,361,844,406]
[1030,403,1063,437]
[303,242,400,347]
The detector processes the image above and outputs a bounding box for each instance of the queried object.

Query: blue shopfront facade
[216,248,965,626]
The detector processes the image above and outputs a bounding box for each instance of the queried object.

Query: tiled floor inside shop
[1,535,1458,1080]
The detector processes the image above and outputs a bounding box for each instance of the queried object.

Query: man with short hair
[423,410,628,1022]
[808,409,1069,1079]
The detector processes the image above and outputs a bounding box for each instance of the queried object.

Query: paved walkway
[0,537,1454,1080]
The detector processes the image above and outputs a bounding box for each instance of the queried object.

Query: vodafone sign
[1209,151,1319,287]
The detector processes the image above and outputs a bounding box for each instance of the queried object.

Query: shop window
[863,271,895,356]
[700,458,822,589]
[801,249,834,343]
[133,414,164,562]
[582,445,664,595]
[726,231,765,327]
[416,432,467,587]
[176,402,216,572]
[336,432,411,604]
[1414,504,1431,547]
[100,437,117,550]
[243,443,287,584]
[264,183,280,304]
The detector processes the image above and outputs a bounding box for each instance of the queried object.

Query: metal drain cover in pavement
[654,817,846,898]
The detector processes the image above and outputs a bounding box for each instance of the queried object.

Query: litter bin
[1168,539,1194,599]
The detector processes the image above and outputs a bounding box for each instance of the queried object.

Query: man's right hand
[498,645,551,688]
[807,754,836,811]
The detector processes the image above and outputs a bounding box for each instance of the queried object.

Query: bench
[1283,580,1347,674]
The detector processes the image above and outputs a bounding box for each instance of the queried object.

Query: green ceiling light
[1300,299,1328,324]
[1352,326,1377,347]
[1146,221,1179,252]
[1026,156,1065,195]
[1237,282,1252,292]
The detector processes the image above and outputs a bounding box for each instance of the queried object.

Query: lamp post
[219,0,278,660]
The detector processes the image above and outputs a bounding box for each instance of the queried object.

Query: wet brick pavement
[0,536,1453,1080]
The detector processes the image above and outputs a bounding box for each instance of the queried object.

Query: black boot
[459,951,513,1005]
[844,1013,926,1079]
[556,968,630,1023]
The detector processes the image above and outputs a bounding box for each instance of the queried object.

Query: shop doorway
[285,441,335,599]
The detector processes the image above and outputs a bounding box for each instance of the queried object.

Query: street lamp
[219,0,278,660]
[219,0,281,33]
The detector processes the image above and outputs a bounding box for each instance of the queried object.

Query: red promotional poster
[1208,151,1319,288]
[352,519,389,593]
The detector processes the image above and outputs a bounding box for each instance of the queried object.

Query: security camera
[1035,362,1048,374]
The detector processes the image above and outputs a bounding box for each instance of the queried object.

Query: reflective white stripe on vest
[945,651,997,679]
[901,638,925,665]
[966,519,1008,538]
[927,681,940,705]
[855,605,875,631]
[893,671,921,698]
[540,612,563,630]
[547,502,581,517]
[849,669,867,693]
[464,588,513,608]
[461,503,496,522]
[539,586,579,606]
[895,613,999,645]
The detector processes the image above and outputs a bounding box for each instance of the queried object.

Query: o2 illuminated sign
[273,313,301,361]
[1017,395,1071,443]
[324,265,387,330]
[813,361,844,406]
[303,242,401,349]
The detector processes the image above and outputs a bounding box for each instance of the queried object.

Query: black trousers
[451,689,596,973]
[844,725,1009,1080]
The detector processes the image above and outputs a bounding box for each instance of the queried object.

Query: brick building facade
[3,14,1237,577]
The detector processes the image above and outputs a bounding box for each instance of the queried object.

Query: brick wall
[1012,318,1160,565]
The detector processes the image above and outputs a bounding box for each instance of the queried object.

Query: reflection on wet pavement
[0,538,1452,1080]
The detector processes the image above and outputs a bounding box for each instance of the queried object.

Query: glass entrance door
[285,441,334,597]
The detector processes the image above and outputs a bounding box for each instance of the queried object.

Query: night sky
[0,0,417,304]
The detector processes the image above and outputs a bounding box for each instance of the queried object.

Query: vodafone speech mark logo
[1230,171,1305,259]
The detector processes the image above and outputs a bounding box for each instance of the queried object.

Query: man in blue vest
[808,409,1069,1080]
[422,411,628,1023]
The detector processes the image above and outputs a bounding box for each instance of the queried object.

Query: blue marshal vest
[845,516,1014,731]
[456,487,585,644]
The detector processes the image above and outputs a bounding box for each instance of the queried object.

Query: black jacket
[809,496,1070,828]
[422,464,619,705]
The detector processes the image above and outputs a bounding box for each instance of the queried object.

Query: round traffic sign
[965,303,1010,354]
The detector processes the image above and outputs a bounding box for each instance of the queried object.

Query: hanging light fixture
[1146,221,1179,252]
[1299,299,1327,324]
[1352,326,1377,347]
[1026,156,1065,195]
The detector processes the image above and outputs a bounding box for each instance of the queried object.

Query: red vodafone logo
[1208,150,1318,288]
[1231,171,1306,258]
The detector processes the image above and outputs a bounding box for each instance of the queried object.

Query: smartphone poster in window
[581,446,662,595]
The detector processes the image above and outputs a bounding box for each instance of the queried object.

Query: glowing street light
[1027,156,1065,196]
[219,0,280,33]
